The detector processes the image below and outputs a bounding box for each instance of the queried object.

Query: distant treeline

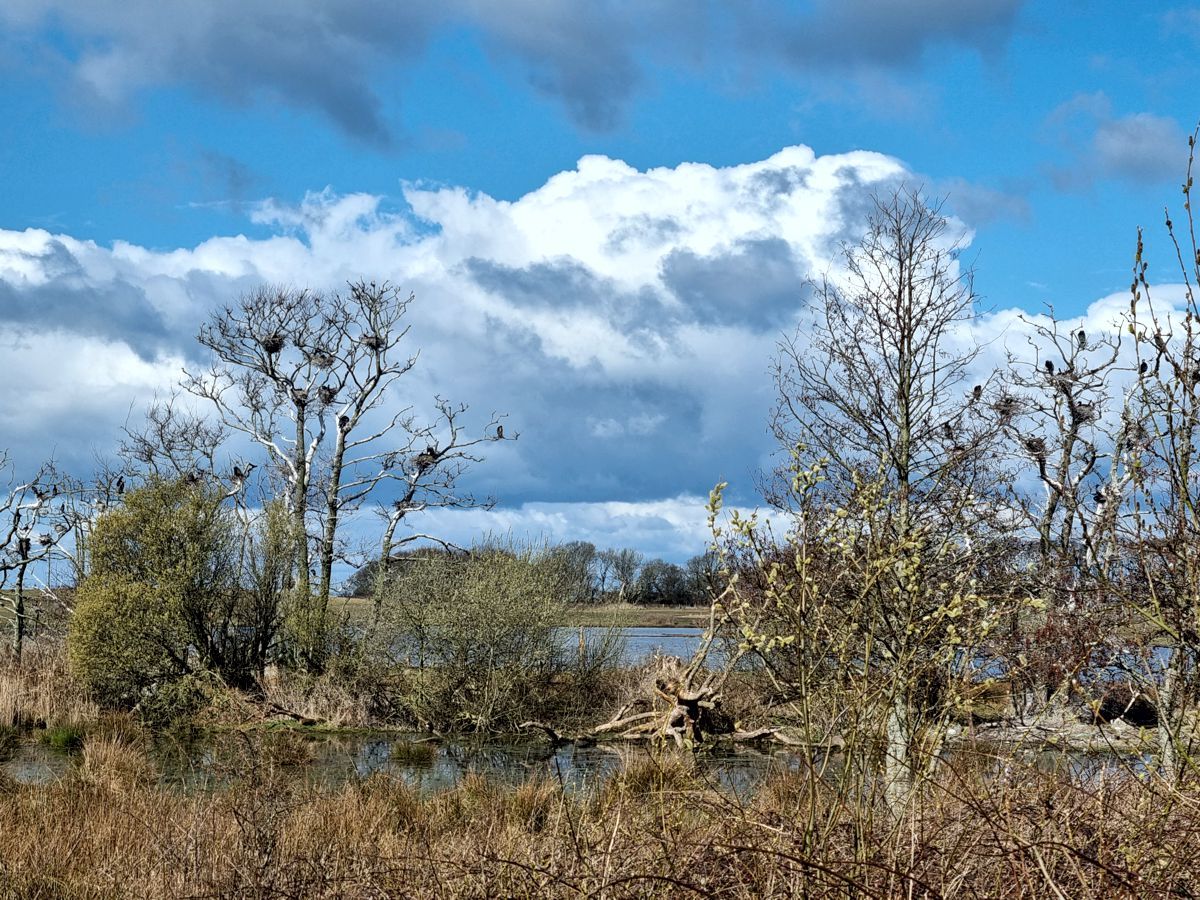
[347,541,719,606]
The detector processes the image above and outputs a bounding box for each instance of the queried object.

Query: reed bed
[0,641,98,729]
[2,736,1199,898]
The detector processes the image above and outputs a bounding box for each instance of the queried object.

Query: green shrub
[370,541,620,732]
[135,672,222,729]
[69,479,289,713]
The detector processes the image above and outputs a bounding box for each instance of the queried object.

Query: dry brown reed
[3,737,1200,899]
[260,666,374,728]
[0,640,98,729]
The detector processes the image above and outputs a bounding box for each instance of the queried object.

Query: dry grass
[0,640,98,729]
[2,736,1200,898]
[259,667,375,728]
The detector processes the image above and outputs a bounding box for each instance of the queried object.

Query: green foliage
[136,671,222,729]
[370,541,621,732]
[69,573,192,707]
[69,478,288,710]
[40,724,85,754]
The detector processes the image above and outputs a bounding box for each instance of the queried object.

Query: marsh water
[2,728,802,796]
[2,624,1153,793]
[576,625,706,662]
[2,625,751,793]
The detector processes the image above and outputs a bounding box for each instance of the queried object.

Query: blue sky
[0,1,1197,563]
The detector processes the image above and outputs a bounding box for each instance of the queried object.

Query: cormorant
[496,424,504,439]
[1077,329,1087,349]
[415,445,438,471]
[1139,360,1149,375]
[972,384,983,401]
[1045,359,1055,375]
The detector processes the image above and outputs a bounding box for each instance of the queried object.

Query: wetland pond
[3,726,1148,798]
[2,728,804,797]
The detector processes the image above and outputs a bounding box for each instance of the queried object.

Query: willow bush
[369,542,623,732]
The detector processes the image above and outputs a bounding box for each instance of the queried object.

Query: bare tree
[0,456,72,660]
[1120,135,1200,778]
[119,394,228,483]
[597,547,643,603]
[768,187,1014,808]
[185,280,513,670]
[995,311,1141,718]
[1001,312,1128,570]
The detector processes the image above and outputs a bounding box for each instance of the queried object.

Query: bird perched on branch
[415,445,438,471]
[496,424,504,439]
[1077,329,1087,349]
[1044,359,1055,375]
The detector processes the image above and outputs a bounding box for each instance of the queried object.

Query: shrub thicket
[369,542,623,731]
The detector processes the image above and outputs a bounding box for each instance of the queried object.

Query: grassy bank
[1,733,1196,898]
[560,602,710,628]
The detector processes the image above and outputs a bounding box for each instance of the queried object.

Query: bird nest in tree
[259,332,286,355]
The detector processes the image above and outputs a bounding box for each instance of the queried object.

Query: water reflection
[3,728,794,796]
